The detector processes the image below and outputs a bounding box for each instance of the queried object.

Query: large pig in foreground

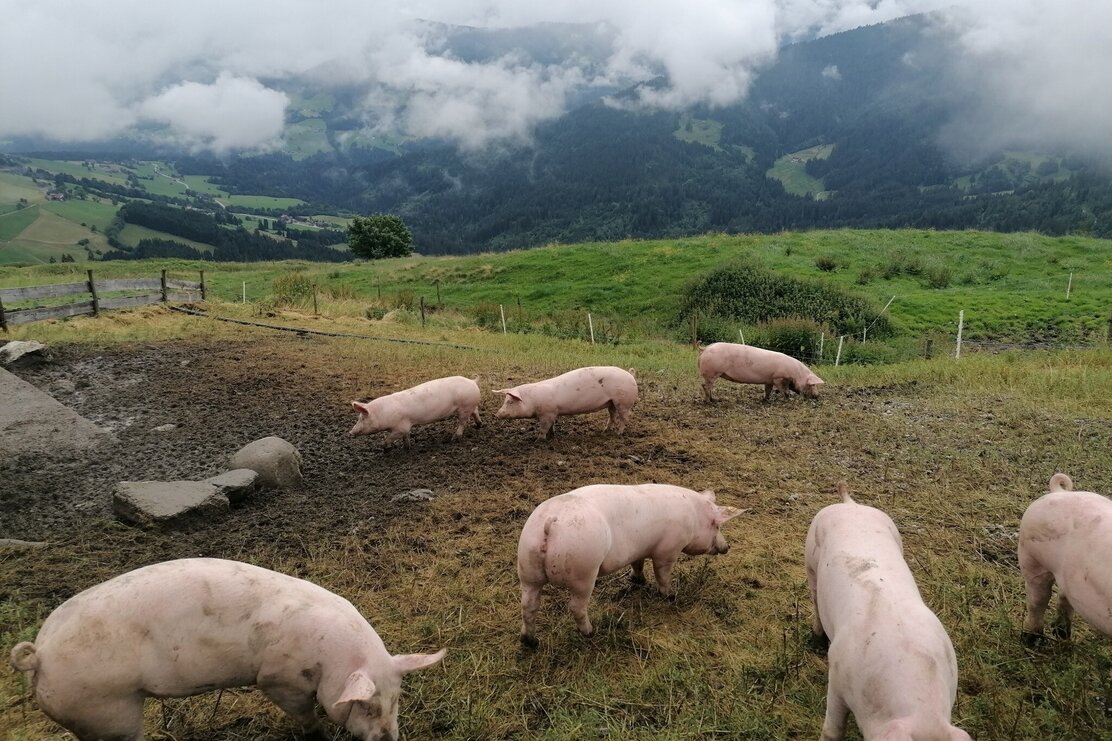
[351,375,482,449]
[9,558,445,741]
[1018,473,1112,641]
[494,366,638,439]
[517,483,742,646]
[699,342,824,401]
[805,482,971,741]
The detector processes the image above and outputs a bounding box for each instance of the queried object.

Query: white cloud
[137,74,289,153]
[0,0,1109,154]
[822,64,842,80]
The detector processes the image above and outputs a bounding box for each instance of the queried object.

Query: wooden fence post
[0,292,7,333]
[818,332,824,360]
[313,285,319,315]
[691,313,699,349]
[87,269,100,316]
[955,310,964,359]
[420,296,426,327]
[160,269,169,302]
[199,270,207,301]
[435,279,441,306]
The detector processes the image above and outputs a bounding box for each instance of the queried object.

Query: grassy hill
[2,229,1108,352]
[767,145,833,198]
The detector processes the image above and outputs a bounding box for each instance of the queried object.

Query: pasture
[1,300,1109,740]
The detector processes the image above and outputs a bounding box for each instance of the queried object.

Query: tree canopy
[347,214,413,259]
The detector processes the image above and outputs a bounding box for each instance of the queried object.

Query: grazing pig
[9,558,445,741]
[350,375,482,449]
[698,342,824,402]
[517,483,742,646]
[805,482,971,741]
[494,366,638,439]
[1018,473,1112,642]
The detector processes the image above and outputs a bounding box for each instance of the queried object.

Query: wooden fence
[0,270,206,331]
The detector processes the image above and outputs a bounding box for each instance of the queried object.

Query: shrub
[271,271,314,307]
[747,318,824,362]
[856,267,878,285]
[924,264,953,289]
[881,250,924,279]
[681,261,896,339]
[815,255,839,272]
[393,289,416,310]
[365,305,388,320]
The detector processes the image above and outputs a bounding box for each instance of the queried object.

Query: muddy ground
[2,332,1109,740]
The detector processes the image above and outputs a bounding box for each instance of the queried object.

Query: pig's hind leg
[520,582,543,648]
[62,695,146,741]
[567,576,598,636]
[1020,560,1055,641]
[471,407,483,427]
[1051,593,1074,640]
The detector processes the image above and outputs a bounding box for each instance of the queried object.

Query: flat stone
[0,367,114,463]
[151,423,178,433]
[391,488,435,503]
[0,341,47,366]
[0,538,47,548]
[230,437,303,489]
[204,469,259,502]
[113,480,230,527]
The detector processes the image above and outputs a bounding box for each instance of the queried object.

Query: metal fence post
[835,335,844,366]
[500,304,507,334]
[955,310,964,359]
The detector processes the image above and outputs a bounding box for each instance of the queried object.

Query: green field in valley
[767,144,833,198]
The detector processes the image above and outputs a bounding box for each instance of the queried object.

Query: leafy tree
[347,214,413,259]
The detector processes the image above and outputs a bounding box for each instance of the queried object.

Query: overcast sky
[0,1,1108,156]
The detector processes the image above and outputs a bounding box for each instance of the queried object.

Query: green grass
[0,204,39,240]
[673,115,724,151]
[1,229,1109,347]
[22,157,131,187]
[283,118,333,159]
[0,171,44,204]
[767,145,833,198]
[39,199,119,232]
[117,224,215,253]
[181,175,231,197]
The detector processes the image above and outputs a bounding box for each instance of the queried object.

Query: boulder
[230,437,303,489]
[204,468,260,502]
[113,481,229,527]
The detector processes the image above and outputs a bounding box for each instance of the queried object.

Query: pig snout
[710,532,730,555]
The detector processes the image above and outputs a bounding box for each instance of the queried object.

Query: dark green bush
[681,261,896,339]
[748,318,824,362]
[815,255,839,272]
[923,264,953,289]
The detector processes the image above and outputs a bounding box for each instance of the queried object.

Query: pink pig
[9,558,444,741]
[699,342,824,401]
[1018,473,1112,642]
[494,366,638,439]
[350,375,482,449]
[517,483,742,646]
[805,482,971,741]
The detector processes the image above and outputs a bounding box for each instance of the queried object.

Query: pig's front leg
[259,682,324,736]
[763,383,773,402]
[651,554,678,598]
[537,414,557,440]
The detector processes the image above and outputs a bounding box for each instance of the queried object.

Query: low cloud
[1,1,1109,156]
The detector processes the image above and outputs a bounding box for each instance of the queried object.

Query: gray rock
[391,488,435,503]
[230,437,303,489]
[0,340,47,366]
[151,423,178,433]
[0,538,47,548]
[113,480,230,527]
[204,469,259,502]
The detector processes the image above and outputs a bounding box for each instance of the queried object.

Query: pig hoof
[520,634,540,649]
[1021,630,1045,648]
[1050,623,1072,641]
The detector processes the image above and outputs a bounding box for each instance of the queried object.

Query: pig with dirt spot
[350,375,482,449]
[1018,473,1112,642]
[699,342,824,402]
[9,558,445,741]
[494,366,638,439]
[805,482,971,741]
[517,483,742,646]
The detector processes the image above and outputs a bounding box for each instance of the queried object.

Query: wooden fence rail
[0,270,206,331]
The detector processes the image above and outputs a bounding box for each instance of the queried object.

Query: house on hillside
[45,190,65,201]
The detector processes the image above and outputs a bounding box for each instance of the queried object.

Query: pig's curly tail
[10,641,38,672]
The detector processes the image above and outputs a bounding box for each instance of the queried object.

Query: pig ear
[393,648,446,674]
[494,389,522,401]
[807,374,825,386]
[332,670,376,709]
[715,505,746,524]
[699,489,716,501]
[351,401,370,415]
